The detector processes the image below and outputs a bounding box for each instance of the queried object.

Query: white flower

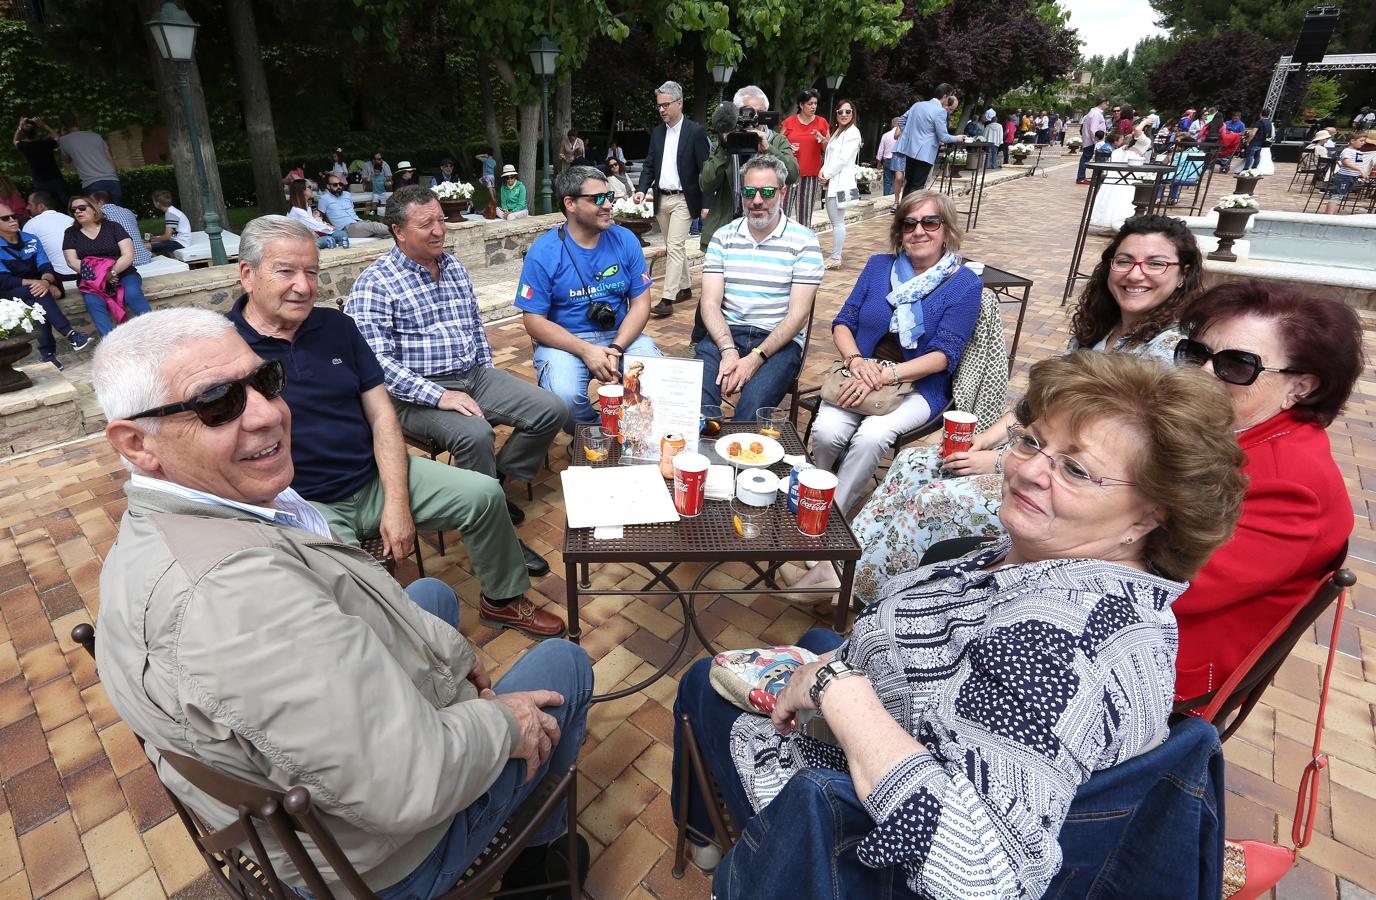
[1217,193,1260,210]
[432,181,475,201]
[855,166,882,184]
[1010,143,1033,154]
[1234,169,1263,179]
[611,197,654,219]
[0,297,45,340]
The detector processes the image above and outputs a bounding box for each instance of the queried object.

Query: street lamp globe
[711,61,736,86]
[527,35,562,78]
[146,1,199,63]
[825,73,845,91]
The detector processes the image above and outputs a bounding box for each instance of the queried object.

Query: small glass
[700,404,724,438]
[756,406,788,439]
[583,428,612,463]
[731,498,764,540]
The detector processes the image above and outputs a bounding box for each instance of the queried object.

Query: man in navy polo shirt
[516,165,660,430]
[228,215,565,640]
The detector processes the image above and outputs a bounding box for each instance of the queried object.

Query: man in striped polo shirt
[696,154,823,421]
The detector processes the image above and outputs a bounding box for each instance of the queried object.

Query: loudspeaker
[1293,5,1339,64]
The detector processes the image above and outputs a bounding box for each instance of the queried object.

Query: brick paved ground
[1,155,1373,899]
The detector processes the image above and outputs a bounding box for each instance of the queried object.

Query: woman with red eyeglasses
[790,214,1202,602]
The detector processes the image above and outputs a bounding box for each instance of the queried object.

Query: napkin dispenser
[735,469,780,506]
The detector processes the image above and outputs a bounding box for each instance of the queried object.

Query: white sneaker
[690,841,723,873]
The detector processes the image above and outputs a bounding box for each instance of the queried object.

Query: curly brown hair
[1015,350,1247,581]
[1069,215,1203,349]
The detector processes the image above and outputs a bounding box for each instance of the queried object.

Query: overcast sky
[1062,0,1169,60]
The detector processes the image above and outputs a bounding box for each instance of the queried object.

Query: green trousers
[311,457,530,601]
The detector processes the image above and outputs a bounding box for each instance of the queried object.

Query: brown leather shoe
[650,298,674,318]
[480,596,566,639]
[675,288,693,304]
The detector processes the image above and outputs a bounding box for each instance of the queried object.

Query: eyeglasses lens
[0,215,16,222]
[70,205,89,212]
[1174,339,1260,386]
[197,361,286,426]
[742,187,777,199]
[901,216,942,234]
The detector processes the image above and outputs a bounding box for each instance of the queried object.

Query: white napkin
[705,464,735,500]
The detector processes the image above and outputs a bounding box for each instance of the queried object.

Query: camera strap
[558,224,629,309]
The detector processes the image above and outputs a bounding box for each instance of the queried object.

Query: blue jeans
[1242,144,1263,170]
[986,147,1001,169]
[380,580,593,900]
[150,239,184,255]
[21,293,74,355]
[85,179,122,203]
[317,231,350,249]
[671,628,843,846]
[1076,144,1095,181]
[532,329,660,430]
[882,163,896,195]
[81,270,152,335]
[695,325,803,422]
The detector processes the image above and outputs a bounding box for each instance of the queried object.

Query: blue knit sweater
[831,255,983,414]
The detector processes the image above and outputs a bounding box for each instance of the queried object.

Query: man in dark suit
[635,80,710,318]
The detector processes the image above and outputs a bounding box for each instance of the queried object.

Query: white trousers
[810,393,935,515]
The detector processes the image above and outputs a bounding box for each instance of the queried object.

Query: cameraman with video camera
[12,117,68,207]
[699,85,798,250]
[516,165,661,431]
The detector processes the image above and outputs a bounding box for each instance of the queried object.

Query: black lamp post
[528,35,562,215]
[146,1,227,266]
[711,60,736,102]
[825,73,845,120]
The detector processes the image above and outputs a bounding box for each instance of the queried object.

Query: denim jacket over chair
[714,715,1224,900]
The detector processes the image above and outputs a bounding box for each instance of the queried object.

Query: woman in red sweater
[1171,281,1363,711]
[780,89,829,228]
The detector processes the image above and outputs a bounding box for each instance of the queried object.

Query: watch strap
[810,660,862,708]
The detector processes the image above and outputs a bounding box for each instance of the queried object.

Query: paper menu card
[618,354,704,461]
[560,465,680,528]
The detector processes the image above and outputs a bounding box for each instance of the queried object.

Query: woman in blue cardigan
[809,190,982,515]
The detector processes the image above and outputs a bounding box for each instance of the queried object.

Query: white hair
[656,81,684,103]
[733,85,769,110]
[92,308,237,433]
[239,215,317,270]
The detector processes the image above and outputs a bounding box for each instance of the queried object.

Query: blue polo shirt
[515,224,649,332]
[228,297,384,503]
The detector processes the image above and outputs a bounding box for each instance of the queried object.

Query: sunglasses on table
[129,359,286,427]
[741,186,778,199]
[575,192,611,205]
[1173,338,1306,387]
[69,204,91,213]
[901,215,943,234]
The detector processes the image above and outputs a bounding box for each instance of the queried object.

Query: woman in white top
[286,180,348,250]
[329,149,349,181]
[982,113,1003,169]
[604,157,635,200]
[820,99,862,269]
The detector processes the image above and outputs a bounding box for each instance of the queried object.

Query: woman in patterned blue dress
[673,350,1248,898]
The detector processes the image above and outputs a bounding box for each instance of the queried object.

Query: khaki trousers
[656,192,692,298]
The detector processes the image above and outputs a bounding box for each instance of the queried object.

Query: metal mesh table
[563,421,862,701]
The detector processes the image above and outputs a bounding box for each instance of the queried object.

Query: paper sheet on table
[561,465,680,528]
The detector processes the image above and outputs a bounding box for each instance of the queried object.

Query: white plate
[714,433,785,469]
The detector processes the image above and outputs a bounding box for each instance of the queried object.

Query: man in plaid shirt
[349,188,566,627]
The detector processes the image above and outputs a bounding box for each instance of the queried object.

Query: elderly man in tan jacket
[91,307,590,897]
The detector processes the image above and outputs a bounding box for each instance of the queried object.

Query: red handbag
[1219,584,1346,899]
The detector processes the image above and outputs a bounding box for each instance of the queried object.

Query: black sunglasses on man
[129,360,286,427]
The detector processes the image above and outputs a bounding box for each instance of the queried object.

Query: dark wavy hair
[1070,215,1203,348]
[1179,281,1364,427]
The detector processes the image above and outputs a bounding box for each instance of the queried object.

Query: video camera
[721,104,781,155]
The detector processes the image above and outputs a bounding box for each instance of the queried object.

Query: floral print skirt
[851,443,1006,606]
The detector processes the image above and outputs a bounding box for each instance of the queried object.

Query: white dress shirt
[659,117,684,191]
[25,209,76,275]
[129,473,333,539]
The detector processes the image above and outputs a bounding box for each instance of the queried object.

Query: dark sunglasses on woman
[1173,338,1306,387]
[901,215,943,234]
[70,204,91,213]
[129,359,286,427]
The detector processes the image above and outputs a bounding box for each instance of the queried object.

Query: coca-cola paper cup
[673,452,710,518]
[597,384,624,435]
[941,411,979,458]
[796,468,839,537]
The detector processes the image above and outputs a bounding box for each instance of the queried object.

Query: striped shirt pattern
[703,213,823,346]
[347,246,494,407]
[730,536,1182,899]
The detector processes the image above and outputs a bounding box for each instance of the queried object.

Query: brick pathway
[2,155,1374,899]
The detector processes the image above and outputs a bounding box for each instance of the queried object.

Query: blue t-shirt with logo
[515,224,650,332]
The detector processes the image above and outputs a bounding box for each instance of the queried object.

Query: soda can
[796,468,839,537]
[787,462,816,514]
[659,432,687,478]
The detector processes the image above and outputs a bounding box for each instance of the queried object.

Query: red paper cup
[941,411,979,458]
[673,452,710,518]
[796,468,838,537]
[597,384,624,436]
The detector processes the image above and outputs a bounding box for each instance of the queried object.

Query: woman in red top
[780,88,829,228]
[1171,281,1362,710]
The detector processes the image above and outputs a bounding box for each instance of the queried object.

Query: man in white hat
[496,164,529,219]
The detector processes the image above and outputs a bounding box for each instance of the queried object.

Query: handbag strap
[1292,586,1345,850]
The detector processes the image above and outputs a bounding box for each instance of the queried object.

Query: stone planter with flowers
[1209,194,1260,262]
[432,180,476,221]
[0,297,44,394]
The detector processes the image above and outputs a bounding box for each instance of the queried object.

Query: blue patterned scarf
[887,251,960,350]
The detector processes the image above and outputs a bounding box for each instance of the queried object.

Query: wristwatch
[809,659,863,708]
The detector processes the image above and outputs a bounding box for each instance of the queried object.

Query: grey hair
[733,85,769,109]
[555,165,608,217]
[656,81,684,103]
[92,308,237,436]
[239,215,317,269]
[741,153,787,186]
[384,184,442,234]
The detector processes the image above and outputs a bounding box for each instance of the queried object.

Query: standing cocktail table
[562,421,861,701]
